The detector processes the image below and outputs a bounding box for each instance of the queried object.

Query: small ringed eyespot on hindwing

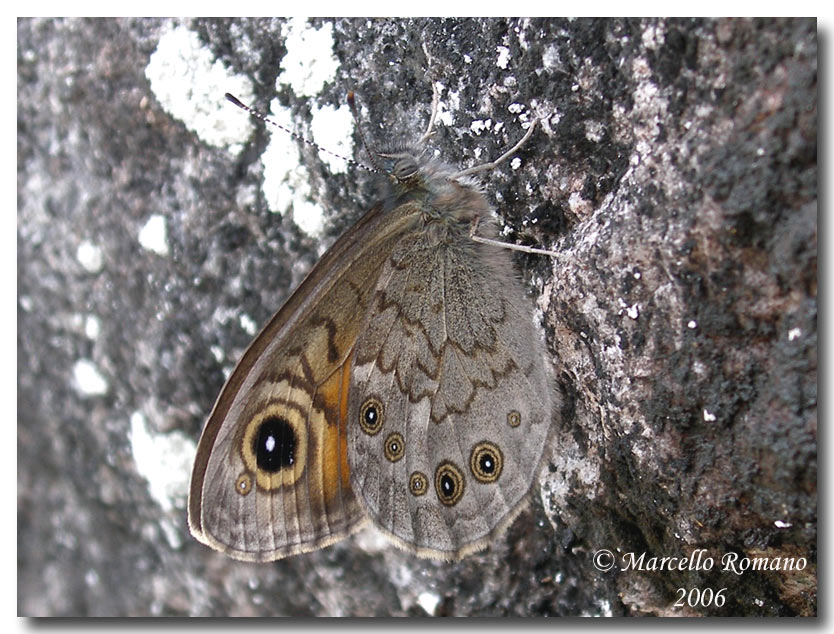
[470,441,504,484]
[409,472,428,496]
[434,461,465,506]
[508,410,521,428]
[384,432,405,462]
[235,473,253,496]
[359,397,384,435]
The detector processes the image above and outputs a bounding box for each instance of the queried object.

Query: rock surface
[18,17,816,616]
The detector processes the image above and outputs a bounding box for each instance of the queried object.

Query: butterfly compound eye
[393,157,418,181]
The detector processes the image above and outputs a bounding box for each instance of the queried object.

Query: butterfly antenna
[346,91,383,173]
[224,93,377,173]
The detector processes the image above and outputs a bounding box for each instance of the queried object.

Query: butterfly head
[376,149,433,195]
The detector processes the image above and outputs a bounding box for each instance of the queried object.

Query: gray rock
[18,17,816,616]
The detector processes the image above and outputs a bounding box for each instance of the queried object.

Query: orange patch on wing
[338,354,352,490]
[317,363,342,415]
[318,357,354,502]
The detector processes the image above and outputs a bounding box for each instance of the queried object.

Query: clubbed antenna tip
[225,93,245,109]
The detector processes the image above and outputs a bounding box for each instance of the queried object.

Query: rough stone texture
[18,17,816,616]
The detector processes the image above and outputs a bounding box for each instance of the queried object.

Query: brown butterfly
[188,89,557,561]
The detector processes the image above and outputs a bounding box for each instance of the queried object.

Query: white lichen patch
[417,591,441,615]
[353,524,391,555]
[84,315,101,339]
[145,24,254,152]
[542,44,560,70]
[496,45,511,69]
[616,299,639,320]
[641,23,665,50]
[470,119,492,135]
[72,359,109,396]
[76,241,103,273]
[277,19,340,97]
[541,435,600,509]
[568,191,593,217]
[436,86,459,128]
[293,200,328,237]
[239,313,257,336]
[309,102,354,175]
[138,215,169,256]
[259,100,327,236]
[585,120,605,143]
[129,411,196,513]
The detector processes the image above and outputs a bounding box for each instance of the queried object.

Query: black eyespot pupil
[365,407,377,425]
[255,416,295,472]
[441,474,455,496]
[480,454,495,473]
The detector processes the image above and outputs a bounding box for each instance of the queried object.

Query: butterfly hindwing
[347,217,554,560]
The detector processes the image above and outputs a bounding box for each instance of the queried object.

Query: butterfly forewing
[188,202,422,561]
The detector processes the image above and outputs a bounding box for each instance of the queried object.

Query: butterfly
[188,88,557,561]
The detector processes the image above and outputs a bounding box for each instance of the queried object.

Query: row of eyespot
[360,397,511,505]
[360,397,521,436]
